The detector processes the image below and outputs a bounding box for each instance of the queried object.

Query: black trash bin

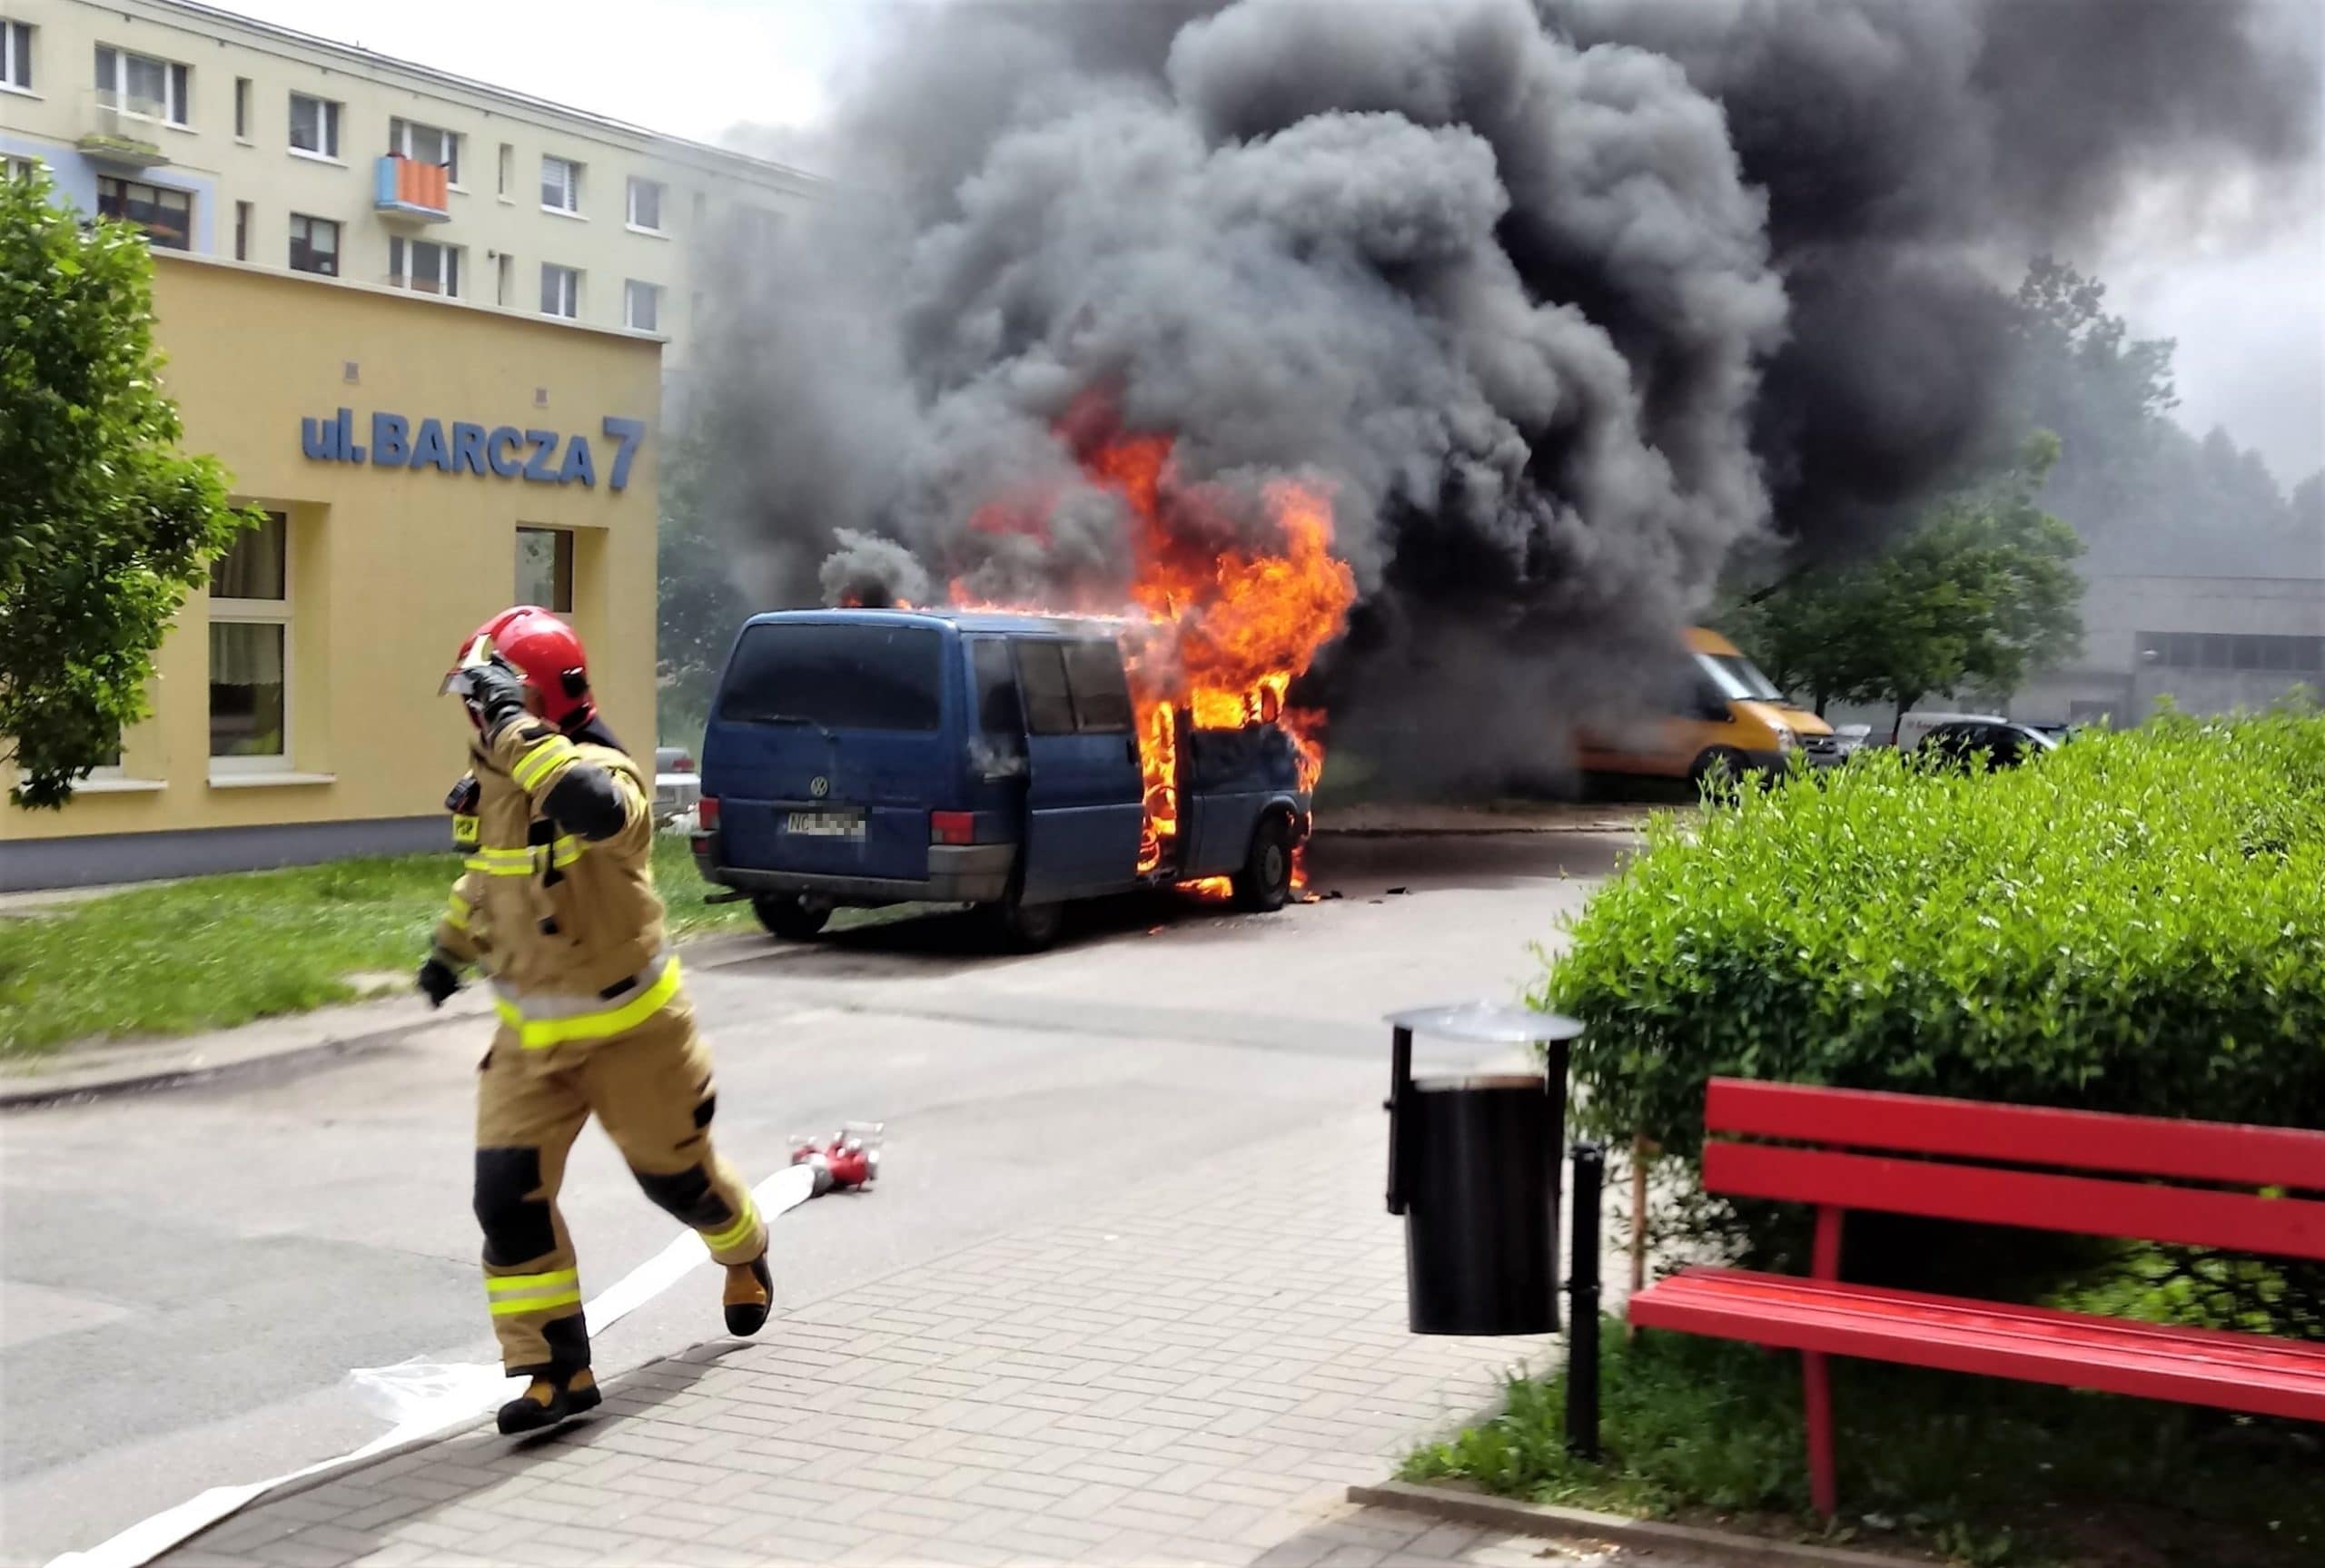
[1385,1003,1583,1336]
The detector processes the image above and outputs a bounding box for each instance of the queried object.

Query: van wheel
[753,894,830,942]
[978,892,1064,953]
[1688,747,1751,802]
[1234,814,1295,913]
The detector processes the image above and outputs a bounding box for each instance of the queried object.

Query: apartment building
[0,0,817,370]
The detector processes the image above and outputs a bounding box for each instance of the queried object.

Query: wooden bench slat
[1705,1078,2325,1190]
[1705,1140,2325,1262]
[1629,1268,2325,1424]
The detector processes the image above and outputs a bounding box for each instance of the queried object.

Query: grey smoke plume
[689,0,2317,788]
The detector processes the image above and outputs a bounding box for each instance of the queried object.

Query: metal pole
[1385,1027,1412,1216]
[1566,1139,1605,1460]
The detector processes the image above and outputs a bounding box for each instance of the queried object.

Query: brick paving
[157,1115,1700,1567]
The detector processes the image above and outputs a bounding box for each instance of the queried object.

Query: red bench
[1626,1078,2325,1515]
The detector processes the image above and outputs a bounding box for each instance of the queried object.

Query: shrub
[1539,707,2325,1316]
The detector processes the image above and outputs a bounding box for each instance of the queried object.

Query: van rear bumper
[700,843,1016,906]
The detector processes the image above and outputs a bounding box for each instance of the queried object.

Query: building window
[390,116,460,184]
[389,234,460,297]
[5,153,41,183]
[3,21,32,93]
[210,513,291,768]
[289,212,339,276]
[540,262,579,319]
[289,92,340,158]
[496,251,512,307]
[96,175,193,250]
[2139,630,2325,674]
[516,528,574,614]
[233,76,250,137]
[497,142,512,198]
[540,154,580,214]
[94,44,190,126]
[233,200,250,261]
[623,279,659,332]
[626,176,664,232]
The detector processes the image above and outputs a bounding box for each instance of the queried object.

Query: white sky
[235,0,2325,488]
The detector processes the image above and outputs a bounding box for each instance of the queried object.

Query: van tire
[752,894,830,942]
[1688,747,1751,802]
[979,891,1064,953]
[1234,814,1295,913]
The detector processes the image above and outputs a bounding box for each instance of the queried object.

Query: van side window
[971,638,1023,739]
[1014,641,1079,735]
[1063,641,1133,733]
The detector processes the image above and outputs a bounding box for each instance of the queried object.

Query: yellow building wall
[2,254,660,846]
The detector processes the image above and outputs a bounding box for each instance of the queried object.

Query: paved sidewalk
[152,1113,1692,1568]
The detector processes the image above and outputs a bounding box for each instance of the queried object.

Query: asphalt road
[0,830,1627,1564]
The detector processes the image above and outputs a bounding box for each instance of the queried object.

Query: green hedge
[1546,706,2325,1152]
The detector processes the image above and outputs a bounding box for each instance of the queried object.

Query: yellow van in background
[1578,627,1837,787]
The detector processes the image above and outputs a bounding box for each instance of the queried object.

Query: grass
[1404,1325,2324,1568]
[0,836,765,1057]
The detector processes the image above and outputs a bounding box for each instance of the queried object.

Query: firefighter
[419,606,772,1435]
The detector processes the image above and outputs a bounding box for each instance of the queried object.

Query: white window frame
[390,234,461,299]
[5,153,41,183]
[288,92,341,160]
[391,116,461,186]
[540,262,580,319]
[208,513,293,777]
[623,279,660,332]
[3,21,33,94]
[95,44,189,126]
[625,175,666,234]
[540,153,581,215]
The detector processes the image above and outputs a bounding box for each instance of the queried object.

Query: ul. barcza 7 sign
[300,409,648,492]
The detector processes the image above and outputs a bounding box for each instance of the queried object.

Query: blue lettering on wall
[299,409,647,490]
[372,413,410,468]
[558,434,597,488]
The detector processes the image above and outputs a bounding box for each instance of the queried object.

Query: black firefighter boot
[497,1366,601,1435]
[723,1251,773,1336]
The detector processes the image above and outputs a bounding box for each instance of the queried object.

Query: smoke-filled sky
[251,0,2324,488]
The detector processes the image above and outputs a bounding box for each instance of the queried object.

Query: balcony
[374,155,450,223]
[77,90,171,168]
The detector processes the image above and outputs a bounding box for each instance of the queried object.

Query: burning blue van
[692,609,1311,949]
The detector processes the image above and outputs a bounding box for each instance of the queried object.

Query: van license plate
[785,808,865,839]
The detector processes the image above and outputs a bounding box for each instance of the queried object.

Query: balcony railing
[374,155,450,222]
[78,90,171,168]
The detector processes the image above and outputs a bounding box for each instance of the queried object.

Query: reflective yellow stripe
[463,848,535,877]
[551,834,584,868]
[486,1267,579,1297]
[512,736,577,792]
[495,960,687,1050]
[443,901,470,932]
[703,1198,759,1255]
[489,1290,581,1317]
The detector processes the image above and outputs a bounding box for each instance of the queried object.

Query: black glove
[460,657,530,737]
[417,955,463,1008]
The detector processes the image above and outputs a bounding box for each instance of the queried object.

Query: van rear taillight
[698,797,721,831]
[930,811,975,846]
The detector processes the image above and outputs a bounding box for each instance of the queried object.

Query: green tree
[1,170,252,807]
[1727,435,2083,735]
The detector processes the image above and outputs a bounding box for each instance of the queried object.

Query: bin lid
[1386,1001,1583,1045]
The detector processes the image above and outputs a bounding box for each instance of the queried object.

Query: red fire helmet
[446,606,595,729]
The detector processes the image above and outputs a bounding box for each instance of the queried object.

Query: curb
[0,932,781,1110]
[1344,1481,1926,1568]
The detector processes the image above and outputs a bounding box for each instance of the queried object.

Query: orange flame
[957,397,1356,885]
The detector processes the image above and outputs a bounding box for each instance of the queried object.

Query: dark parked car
[1916,719,2060,772]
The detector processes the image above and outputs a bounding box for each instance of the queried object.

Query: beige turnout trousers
[473,994,766,1375]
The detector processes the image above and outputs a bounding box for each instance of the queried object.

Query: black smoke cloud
[688,0,2316,789]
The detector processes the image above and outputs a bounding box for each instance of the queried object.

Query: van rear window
[717,622,943,733]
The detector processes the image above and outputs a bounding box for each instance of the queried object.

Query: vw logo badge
[809,776,830,799]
